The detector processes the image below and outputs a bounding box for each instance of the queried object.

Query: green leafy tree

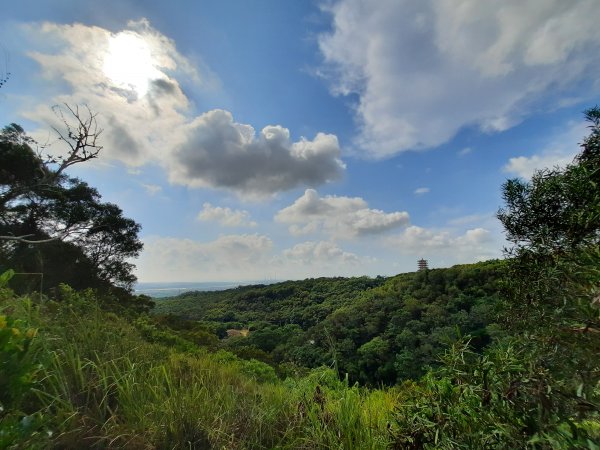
[391,107,600,448]
[494,107,600,445]
[0,105,142,291]
[498,107,600,254]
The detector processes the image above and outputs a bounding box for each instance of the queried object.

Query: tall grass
[1,288,397,449]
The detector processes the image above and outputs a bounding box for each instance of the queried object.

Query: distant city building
[418,258,428,271]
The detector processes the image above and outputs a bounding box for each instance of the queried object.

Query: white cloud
[278,240,376,278]
[136,235,375,281]
[458,147,472,157]
[141,183,162,195]
[197,202,257,227]
[503,120,586,178]
[23,20,193,165]
[387,225,500,263]
[137,234,273,281]
[414,187,430,195]
[283,241,361,265]
[18,19,344,196]
[447,213,494,227]
[275,189,409,238]
[319,0,600,157]
[170,110,344,197]
[503,153,575,179]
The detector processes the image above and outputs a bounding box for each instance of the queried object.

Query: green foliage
[302,261,504,385]
[155,262,504,386]
[494,107,600,447]
[0,270,14,288]
[0,291,48,449]
[2,108,599,447]
[0,310,38,410]
[0,121,142,291]
[154,276,386,327]
[499,106,600,254]
[239,358,278,383]
[389,107,600,448]
[0,286,399,449]
[393,339,600,449]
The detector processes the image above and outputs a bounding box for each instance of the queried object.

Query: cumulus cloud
[387,225,499,262]
[169,110,344,197]
[197,202,257,227]
[275,189,409,238]
[503,121,586,178]
[319,0,600,157]
[283,241,361,265]
[18,19,344,196]
[414,187,430,195]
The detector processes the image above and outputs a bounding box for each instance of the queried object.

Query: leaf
[0,269,15,288]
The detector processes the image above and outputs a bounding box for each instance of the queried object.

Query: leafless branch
[0,43,9,89]
[0,234,58,244]
[49,104,103,177]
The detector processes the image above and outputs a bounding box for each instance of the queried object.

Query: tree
[493,108,600,445]
[0,105,142,291]
[392,109,600,448]
[498,107,600,332]
[498,107,600,254]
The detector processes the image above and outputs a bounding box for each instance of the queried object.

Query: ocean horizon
[135,280,279,298]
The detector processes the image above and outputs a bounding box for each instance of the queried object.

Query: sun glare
[103,32,157,97]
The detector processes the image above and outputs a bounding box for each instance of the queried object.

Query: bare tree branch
[0,234,58,244]
[0,43,9,89]
[49,104,103,177]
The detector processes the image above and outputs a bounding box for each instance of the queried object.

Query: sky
[1,0,599,282]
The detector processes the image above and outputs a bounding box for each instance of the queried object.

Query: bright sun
[103,32,158,97]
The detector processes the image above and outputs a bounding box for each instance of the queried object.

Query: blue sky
[1,0,599,282]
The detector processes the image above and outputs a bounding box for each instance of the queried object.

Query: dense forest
[153,259,504,385]
[0,108,599,448]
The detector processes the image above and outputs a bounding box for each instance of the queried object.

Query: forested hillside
[154,260,505,385]
[1,109,599,448]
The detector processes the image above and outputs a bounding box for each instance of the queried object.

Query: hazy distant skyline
[1,0,599,281]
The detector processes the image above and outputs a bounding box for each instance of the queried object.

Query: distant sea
[135,281,276,298]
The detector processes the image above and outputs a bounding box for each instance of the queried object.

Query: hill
[153,259,505,385]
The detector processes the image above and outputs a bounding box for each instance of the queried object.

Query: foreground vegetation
[1,284,401,449]
[1,109,600,448]
[1,269,598,449]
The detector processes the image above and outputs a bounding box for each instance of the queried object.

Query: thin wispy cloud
[141,183,163,195]
[503,121,586,178]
